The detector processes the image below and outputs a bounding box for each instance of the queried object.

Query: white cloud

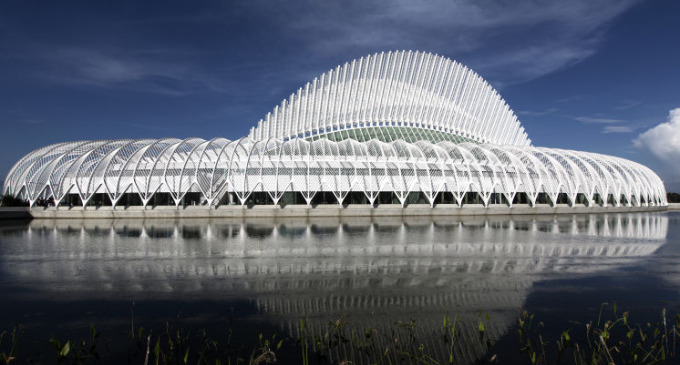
[613,100,642,111]
[37,48,233,96]
[555,95,586,103]
[602,125,633,133]
[575,115,635,134]
[518,108,558,116]
[5,0,643,95]
[574,116,622,124]
[633,108,680,170]
[273,0,642,84]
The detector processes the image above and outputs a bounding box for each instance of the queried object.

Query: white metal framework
[2,51,667,209]
[249,51,529,146]
[3,138,666,208]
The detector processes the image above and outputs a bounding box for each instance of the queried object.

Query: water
[0,212,679,363]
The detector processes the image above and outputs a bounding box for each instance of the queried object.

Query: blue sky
[1,0,679,191]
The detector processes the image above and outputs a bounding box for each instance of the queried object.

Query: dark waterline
[0,213,679,363]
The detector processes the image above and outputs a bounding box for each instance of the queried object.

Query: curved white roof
[3,137,667,207]
[249,50,530,146]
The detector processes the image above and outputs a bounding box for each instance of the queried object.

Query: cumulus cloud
[633,108,680,170]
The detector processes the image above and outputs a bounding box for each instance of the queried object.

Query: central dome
[249,50,530,146]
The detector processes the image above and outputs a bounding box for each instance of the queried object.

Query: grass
[517,302,680,365]
[1,303,678,364]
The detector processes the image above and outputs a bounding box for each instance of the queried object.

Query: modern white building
[2,51,667,209]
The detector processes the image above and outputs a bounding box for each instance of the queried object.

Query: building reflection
[0,213,669,364]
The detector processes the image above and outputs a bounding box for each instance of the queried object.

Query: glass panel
[305,126,479,145]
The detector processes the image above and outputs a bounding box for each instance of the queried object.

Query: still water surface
[1,212,679,363]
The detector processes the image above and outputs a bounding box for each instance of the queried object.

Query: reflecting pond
[0,212,679,363]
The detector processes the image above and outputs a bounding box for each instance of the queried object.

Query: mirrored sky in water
[1,213,678,363]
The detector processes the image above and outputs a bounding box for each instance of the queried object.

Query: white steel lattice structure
[248,51,529,146]
[2,51,667,209]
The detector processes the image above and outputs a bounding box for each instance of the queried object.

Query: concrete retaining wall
[23,204,668,220]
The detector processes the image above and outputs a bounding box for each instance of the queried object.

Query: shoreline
[0,203,671,220]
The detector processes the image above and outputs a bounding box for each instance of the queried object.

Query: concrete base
[22,204,669,220]
[668,203,680,211]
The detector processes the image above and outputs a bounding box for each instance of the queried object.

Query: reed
[0,303,678,364]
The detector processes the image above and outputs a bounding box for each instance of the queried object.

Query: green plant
[0,195,28,207]
[668,192,680,203]
[1,303,679,364]
[49,324,100,364]
[0,326,20,364]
